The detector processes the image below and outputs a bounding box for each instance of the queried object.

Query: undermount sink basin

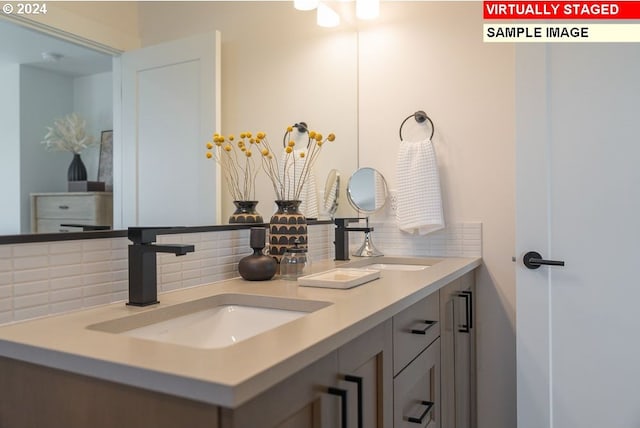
[366,263,430,271]
[88,294,331,349]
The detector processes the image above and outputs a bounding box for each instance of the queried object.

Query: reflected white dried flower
[41,113,95,154]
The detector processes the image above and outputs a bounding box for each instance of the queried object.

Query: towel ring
[282,122,310,148]
[399,110,435,141]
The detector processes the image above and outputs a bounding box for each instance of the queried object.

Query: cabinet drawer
[393,291,440,375]
[36,220,90,234]
[394,338,440,428]
[35,194,100,219]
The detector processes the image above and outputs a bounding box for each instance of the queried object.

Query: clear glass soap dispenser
[280,240,312,280]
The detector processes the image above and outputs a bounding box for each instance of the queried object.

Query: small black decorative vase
[229,201,263,224]
[67,153,87,182]
[238,228,277,281]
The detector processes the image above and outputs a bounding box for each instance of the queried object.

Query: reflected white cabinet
[30,192,113,233]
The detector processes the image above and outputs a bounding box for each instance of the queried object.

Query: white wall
[19,66,74,233]
[14,4,517,428]
[136,1,359,222]
[0,65,21,235]
[73,71,114,182]
[357,3,516,428]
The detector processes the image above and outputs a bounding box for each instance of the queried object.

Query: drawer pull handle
[344,375,363,428]
[58,205,69,210]
[328,387,348,428]
[458,291,473,333]
[410,320,437,335]
[407,400,434,424]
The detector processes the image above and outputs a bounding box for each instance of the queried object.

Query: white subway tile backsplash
[50,252,83,266]
[82,239,112,251]
[0,298,12,312]
[0,312,12,324]
[0,222,478,326]
[82,261,112,274]
[50,299,84,315]
[49,264,84,279]
[13,268,49,284]
[13,256,49,270]
[50,288,83,303]
[0,272,11,286]
[0,285,11,298]
[14,305,49,322]
[0,246,11,258]
[50,275,84,290]
[12,244,48,257]
[13,280,49,296]
[14,293,49,309]
[49,241,83,254]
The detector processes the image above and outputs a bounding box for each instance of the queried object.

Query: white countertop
[0,256,480,408]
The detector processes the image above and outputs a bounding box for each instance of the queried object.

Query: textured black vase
[67,153,87,182]
[229,201,263,224]
[238,228,277,281]
[269,200,308,264]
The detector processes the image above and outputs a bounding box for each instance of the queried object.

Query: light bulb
[317,2,340,27]
[294,0,319,11]
[356,0,379,20]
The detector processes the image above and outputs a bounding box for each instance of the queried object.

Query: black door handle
[523,251,565,270]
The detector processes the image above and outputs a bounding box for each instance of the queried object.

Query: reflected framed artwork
[98,130,113,191]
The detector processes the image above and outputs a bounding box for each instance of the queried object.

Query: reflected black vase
[229,200,263,224]
[67,153,87,182]
[238,228,277,281]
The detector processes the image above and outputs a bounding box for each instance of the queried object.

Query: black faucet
[127,227,195,306]
[334,218,374,261]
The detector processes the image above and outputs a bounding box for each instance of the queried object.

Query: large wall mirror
[0,1,359,241]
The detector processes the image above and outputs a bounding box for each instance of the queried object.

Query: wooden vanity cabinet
[439,272,476,428]
[222,319,394,428]
[337,319,393,428]
[392,291,441,428]
[220,351,342,428]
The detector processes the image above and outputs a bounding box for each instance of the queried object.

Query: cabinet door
[338,319,393,428]
[221,351,343,428]
[454,279,475,428]
[439,280,458,428]
[394,339,441,428]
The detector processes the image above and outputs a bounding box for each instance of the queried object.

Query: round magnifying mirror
[323,169,340,218]
[347,167,388,213]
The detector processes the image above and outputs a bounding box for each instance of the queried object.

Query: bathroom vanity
[0,256,479,428]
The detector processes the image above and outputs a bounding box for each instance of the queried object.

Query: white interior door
[114,32,221,228]
[516,44,640,428]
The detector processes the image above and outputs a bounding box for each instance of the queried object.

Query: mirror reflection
[0,1,359,240]
[321,169,340,219]
[347,167,388,213]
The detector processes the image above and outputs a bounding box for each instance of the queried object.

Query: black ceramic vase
[229,200,263,224]
[67,153,87,181]
[238,228,277,281]
[269,200,307,264]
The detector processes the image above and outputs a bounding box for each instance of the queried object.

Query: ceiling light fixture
[317,2,340,27]
[356,0,380,20]
[294,0,319,11]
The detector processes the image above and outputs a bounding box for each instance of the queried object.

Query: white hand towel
[279,148,319,219]
[396,139,444,235]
